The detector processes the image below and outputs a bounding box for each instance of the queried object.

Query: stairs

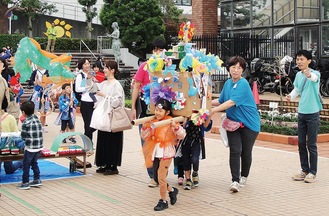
[19,51,137,104]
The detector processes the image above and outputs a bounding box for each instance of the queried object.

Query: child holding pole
[140,99,186,211]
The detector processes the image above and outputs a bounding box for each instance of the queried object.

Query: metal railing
[97,36,112,53]
[80,39,97,60]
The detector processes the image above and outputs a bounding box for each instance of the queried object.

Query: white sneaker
[304,173,316,183]
[229,181,240,192]
[239,176,247,187]
[148,179,158,188]
[292,171,308,181]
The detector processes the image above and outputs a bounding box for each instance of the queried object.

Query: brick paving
[1,93,329,215]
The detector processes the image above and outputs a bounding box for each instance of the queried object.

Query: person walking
[286,50,322,183]
[208,56,260,192]
[46,22,57,53]
[131,39,167,188]
[141,99,186,211]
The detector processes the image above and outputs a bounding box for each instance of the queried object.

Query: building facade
[220,0,329,60]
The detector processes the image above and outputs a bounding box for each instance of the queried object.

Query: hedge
[0,34,97,53]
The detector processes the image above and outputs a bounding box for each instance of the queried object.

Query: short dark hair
[155,99,173,116]
[20,101,35,116]
[152,38,166,50]
[62,83,70,90]
[0,57,8,69]
[92,61,103,70]
[295,50,312,60]
[226,56,247,71]
[104,60,119,74]
[77,58,89,70]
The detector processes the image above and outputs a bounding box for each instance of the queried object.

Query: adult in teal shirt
[287,50,322,183]
[208,56,260,193]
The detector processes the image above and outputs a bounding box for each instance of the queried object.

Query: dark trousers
[80,101,95,141]
[4,161,23,174]
[227,127,258,182]
[182,140,201,172]
[298,112,319,175]
[22,150,41,183]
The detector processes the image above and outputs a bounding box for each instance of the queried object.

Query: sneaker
[229,181,240,192]
[30,179,42,187]
[17,182,30,190]
[292,171,308,181]
[69,137,77,144]
[192,171,199,187]
[148,179,158,188]
[178,177,184,185]
[154,199,168,211]
[168,187,179,205]
[62,138,66,143]
[239,176,247,187]
[304,173,316,183]
[184,179,193,190]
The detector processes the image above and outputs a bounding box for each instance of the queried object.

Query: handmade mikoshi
[151,116,185,129]
[137,21,223,127]
[131,115,156,125]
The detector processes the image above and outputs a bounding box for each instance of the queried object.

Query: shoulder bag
[110,106,133,133]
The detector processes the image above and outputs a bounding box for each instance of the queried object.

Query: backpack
[73,72,85,102]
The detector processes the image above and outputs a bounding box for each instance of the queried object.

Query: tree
[100,0,165,57]
[159,0,183,46]
[4,0,57,37]
[78,0,97,39]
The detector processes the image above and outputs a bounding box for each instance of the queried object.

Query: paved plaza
[1,103,329,215]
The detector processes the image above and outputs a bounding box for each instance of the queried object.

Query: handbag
[90,96,111,132]
[110,106,133,133]
[222,117,241,132]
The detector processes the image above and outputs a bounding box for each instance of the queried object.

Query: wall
[9,13,105,39]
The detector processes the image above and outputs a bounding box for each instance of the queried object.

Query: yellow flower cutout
[44,19,73,38]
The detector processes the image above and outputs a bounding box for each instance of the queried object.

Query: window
[322,25,329,56]
[296,0,320,23]
[252,0,271,27]
[273,0,294,25]
[232,1,251,29]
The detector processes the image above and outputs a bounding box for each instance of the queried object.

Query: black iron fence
[191,34,295,64]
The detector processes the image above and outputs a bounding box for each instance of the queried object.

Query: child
[18,101,43,190]
[141,99,186,211]
[55,83,78,143]
[86,72,99,103]
[0,109,23,174]
[181,111,212,190]
[93,61,105,83]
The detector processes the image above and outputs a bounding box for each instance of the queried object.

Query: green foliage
[261,124,298,136]
[78,0,98,22]
[125,99,132,108]
[6,0,57,37]
[0,35,97,52]
[100,0,166,57]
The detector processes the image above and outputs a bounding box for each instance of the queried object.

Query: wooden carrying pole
[131,116,156,125]
[151,116,185,129]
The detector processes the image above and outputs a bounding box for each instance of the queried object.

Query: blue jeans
[139,124,154,179]
[4,161,23,174]
[227,127,259,182]
[298,112,319,175]
[22,150,41,183]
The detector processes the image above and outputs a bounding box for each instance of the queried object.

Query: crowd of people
[0,45,323,211]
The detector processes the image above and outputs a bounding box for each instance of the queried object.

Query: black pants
[80,101,95,141]
[227,127,258,182]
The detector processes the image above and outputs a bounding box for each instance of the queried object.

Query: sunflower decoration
[178,21,195,43]
[44,19,73,38]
